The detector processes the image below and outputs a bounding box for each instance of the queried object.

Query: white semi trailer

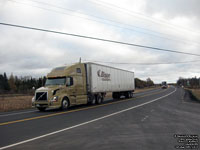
[86,63,135,99]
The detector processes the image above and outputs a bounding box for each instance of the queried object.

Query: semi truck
[161,81,168,89]
[32,62,135,111]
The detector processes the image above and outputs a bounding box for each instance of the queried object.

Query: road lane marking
[141,115,149,122]
[0,88,176,150]
[0,88,168,126]
[150,109,154,112]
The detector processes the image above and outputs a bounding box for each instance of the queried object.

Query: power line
[1,22,200,57]
[24,0,175,36]
[85,60,200,65]
[7,0,200,46]
[90,0,200,35]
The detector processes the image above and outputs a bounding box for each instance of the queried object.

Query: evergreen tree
[8,73,17,92]
[0,74,4,92]
[3,72,10,91]
[42,76,46,86]
[37,78,43,87]
[146,78,154,87]
[0,73,10,93]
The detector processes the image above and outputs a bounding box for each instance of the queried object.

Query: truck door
[66,77,76,105]
[74,67,87,104]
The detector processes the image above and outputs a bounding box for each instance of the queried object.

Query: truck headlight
[51,96,58,102]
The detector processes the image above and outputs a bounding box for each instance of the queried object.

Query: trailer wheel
[96,94,102,104]
[130,92,133,98]
[61,98,70,110]
[125,92,129,99]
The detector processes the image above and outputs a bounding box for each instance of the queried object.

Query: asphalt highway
[0,86,199,150]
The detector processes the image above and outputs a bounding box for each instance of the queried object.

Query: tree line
[177,77,200,88]
[0,73,46,94]
[135,77,154,88]
[0,72,155,94]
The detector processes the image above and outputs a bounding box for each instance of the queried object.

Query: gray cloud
[0,0,199,83]
[144,0,200,18]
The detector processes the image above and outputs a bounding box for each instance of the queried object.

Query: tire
[130,92,133,98]
[61,98,70,110]
[96,94,102,104]
[91,98,96,105]
[37,107,46,111]
[88,94,96,105]
[125,92,129,99]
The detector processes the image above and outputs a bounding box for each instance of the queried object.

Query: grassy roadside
[188,89,200,101]
[134,86,160,93]
[0,95,33,112]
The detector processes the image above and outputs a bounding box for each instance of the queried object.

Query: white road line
[141,115,149,122]
[0,88,176,150]
[0,110,37,117]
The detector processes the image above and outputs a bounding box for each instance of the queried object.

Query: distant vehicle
[32,62,135,111]
[161,81,168,89]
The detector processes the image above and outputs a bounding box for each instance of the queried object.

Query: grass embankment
[189,89,200,101]
[0,95,33,112]
[134,86,160,93]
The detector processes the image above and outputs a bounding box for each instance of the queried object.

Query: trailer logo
[97,70,111,81]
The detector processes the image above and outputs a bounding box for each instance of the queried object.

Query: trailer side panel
[86,63,135,93]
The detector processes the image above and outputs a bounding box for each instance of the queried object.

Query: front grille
[35,92,47,101]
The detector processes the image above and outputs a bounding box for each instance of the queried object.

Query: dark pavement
[0,86,199,150]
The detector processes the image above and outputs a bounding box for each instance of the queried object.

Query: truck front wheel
[91,98,96,105]
[61,98,70,110]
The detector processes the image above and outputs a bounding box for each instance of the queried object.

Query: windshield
[45,77,66,86]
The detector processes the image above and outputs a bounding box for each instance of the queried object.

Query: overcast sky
[0,0,200,83]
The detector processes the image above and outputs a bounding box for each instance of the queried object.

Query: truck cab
[32,63,88,111]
